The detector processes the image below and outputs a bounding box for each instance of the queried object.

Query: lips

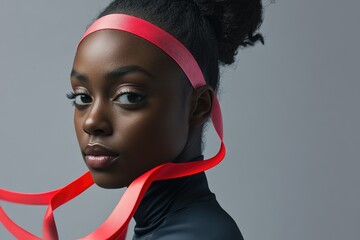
[84,143,119,169]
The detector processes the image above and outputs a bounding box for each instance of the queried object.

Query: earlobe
[189,85,214,128]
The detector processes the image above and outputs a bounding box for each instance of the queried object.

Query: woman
[1,0,263,239]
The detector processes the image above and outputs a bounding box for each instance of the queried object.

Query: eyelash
[66,91,76,106]
[66,90,146,107]
[66,91,90,106]
[116,92,146,106]
[66,92,76,100]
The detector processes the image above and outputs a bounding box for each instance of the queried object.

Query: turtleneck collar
[133,156,215,236]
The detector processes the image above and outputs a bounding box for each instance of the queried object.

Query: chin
[95,181,126,189]
[90,170,130,189]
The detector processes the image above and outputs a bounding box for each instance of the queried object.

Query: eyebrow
[70,65,156,83]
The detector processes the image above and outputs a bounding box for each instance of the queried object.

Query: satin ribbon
[0,14,225,240]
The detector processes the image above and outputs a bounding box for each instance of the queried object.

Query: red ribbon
[0,14,225,240]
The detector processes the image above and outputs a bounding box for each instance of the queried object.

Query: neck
[173,127,203,163]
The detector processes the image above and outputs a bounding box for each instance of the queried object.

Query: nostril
[83,127,108,135]
[82,109,113,136]
[83,121,113,136]
[93,129,106,135]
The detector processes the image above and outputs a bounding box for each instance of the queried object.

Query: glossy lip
[83,143,119,169]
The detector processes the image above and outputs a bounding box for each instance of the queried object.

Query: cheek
[114,101,189,163]
[74,111,86,147]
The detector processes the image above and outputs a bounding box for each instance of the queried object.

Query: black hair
[97,0,264,92]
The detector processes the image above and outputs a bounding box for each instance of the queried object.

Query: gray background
[1,1,359,239]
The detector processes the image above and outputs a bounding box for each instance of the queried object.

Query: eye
[115,92,145,105]
[66,92,92,106]
[74,94,92,106]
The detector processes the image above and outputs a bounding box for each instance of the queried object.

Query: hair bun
[193,0,264,65]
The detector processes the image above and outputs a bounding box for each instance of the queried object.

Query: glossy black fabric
[132,161,244,240]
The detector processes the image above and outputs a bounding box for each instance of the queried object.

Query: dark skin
[70,30,214,188]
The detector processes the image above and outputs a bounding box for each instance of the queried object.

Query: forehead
[74,30,183,81]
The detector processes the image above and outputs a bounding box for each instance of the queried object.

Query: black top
[132,163,244,240]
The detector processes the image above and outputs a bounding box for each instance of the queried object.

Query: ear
[189,85,214,128]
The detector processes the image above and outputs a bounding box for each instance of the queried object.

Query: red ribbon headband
[0,14,225,240]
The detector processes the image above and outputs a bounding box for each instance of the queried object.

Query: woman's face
[71,30,192,188]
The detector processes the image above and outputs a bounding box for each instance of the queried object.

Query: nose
[83,101,113,136]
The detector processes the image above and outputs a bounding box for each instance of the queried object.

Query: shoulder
[150,198,244,240]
